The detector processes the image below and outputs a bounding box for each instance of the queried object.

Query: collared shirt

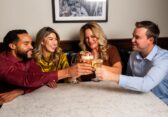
[0,52,58,91]
[119,45,168,105]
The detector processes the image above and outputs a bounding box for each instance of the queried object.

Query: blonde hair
[33,27,62,65]
[79,22,109,60]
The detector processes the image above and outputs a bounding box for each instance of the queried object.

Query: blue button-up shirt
[119,45,168,105]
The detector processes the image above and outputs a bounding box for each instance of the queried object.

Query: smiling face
[132,27,154,56]
[13,33,33,60]
[41,33,58,55]
[84,28,99,51]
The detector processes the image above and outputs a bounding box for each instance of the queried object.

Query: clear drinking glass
[92,59,103,82]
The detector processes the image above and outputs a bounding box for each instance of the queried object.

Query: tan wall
[0,0,168,41]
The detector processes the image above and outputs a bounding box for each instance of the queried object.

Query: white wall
[0,0,168,41]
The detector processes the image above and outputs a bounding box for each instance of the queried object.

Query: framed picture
[52,0,108,23]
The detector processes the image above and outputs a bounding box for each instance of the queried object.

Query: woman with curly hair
[78,22,122,81]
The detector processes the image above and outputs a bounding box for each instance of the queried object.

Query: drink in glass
[92,59,103,82]
[80,51,94,64]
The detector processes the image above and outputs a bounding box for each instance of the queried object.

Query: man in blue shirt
[96,21,168,105]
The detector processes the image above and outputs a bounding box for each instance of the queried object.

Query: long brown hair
[33,27,62,65]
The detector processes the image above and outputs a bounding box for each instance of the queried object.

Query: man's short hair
[135,21,160,44]
[2,29,28,52]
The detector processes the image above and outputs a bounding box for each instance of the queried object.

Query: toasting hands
[69,63,93,78]
[95,65,120,83]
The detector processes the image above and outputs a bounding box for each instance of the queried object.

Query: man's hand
[95,65,120,83]
[69,63,93,77]
[0,89,24,105]
[47,80,57,88]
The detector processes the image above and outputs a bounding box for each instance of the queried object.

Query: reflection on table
[1,81,168,117]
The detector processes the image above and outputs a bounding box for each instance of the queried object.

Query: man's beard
[16,50,32,62]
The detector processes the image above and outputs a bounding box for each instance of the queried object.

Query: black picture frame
[52,0,108,23]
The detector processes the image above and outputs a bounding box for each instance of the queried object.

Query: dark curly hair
[3,29,28,52]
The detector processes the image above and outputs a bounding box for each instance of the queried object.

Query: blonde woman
[79,22,122,81]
